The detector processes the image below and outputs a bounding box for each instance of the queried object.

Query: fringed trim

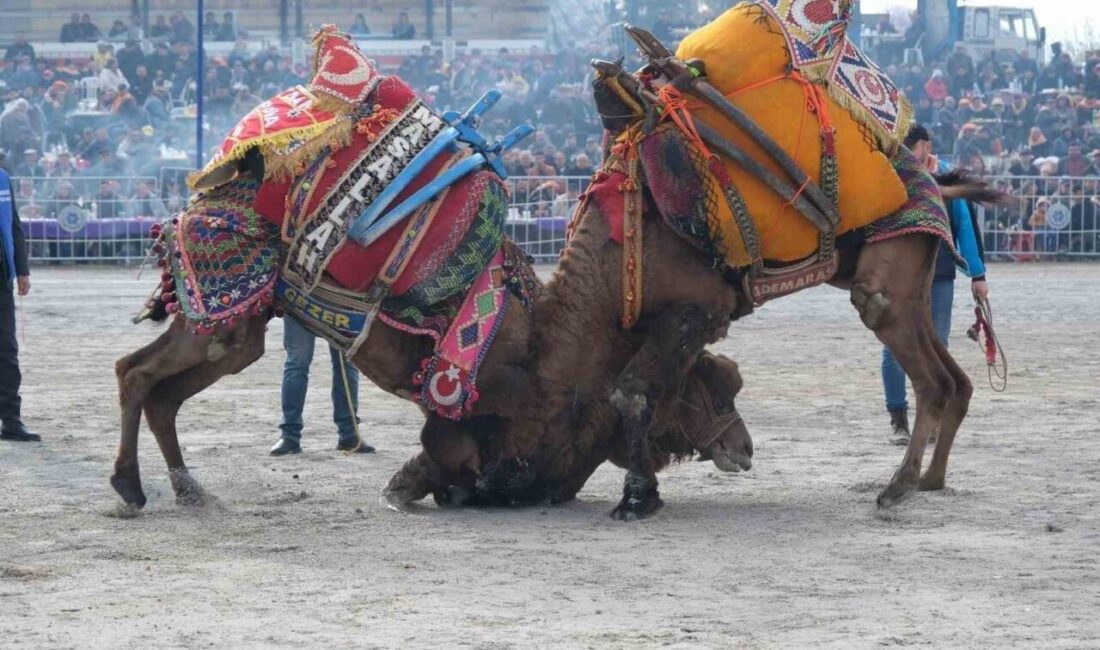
[265,115,355,182]
[820,80,913,156]
[187,118,340,190]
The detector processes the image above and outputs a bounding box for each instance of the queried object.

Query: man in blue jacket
[0,163,39,441]
[884,124,989,445]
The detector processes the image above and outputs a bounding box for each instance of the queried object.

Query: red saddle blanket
[250,76,480,295]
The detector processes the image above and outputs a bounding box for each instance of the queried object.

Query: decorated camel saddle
[138,27,535,418]
[584,0,962,316]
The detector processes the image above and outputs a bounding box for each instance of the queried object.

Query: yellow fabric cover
[676,4,907,263]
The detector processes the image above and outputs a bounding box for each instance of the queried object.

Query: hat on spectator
[1089,149,1100,157]
[991,96,1005,107]
[1020,147,1034,156]
[23,148,37,155]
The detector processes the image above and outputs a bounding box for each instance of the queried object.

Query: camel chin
[711,450,753,473]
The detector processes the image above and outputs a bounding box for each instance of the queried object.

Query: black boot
[889,409,909,446]
[0,422,41,442]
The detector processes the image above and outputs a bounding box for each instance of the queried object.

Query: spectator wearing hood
[924,69,948,102]
[0,99,39,158]
[953,122,980,157]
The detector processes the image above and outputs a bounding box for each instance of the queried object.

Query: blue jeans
[279,316,360,445]
[881,278,954,412]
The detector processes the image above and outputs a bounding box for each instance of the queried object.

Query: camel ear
[187,147,267,192]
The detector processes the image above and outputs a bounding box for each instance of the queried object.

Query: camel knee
[953,373,973,403]
[851,284,890,331]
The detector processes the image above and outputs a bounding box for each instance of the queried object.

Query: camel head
[663,352,753,473]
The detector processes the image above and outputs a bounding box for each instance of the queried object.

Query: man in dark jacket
[0,163,39,441]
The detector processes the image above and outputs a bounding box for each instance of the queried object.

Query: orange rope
[652,71,838,252]
[657,85,713,160]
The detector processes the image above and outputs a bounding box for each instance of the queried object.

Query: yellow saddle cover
[676,4,908,264]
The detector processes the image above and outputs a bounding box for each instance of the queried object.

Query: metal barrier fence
[976,176,1100,260]
[13,173,1100,264]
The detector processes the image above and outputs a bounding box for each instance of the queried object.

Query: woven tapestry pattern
[396,176,507,308]
[864,149,966,269]
[159,177,282,331]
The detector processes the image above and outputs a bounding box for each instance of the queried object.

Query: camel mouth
[711,450,753,473]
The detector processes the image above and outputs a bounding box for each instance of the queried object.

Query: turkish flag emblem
[308,25,382,105]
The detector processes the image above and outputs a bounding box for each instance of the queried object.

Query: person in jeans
[0,164,39,442]
[883,124,989,445]
[269,317,375,455]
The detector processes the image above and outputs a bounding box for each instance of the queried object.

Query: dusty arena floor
[1,263,1098,648]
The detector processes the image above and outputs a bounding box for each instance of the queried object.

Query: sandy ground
[1,262,1098,648]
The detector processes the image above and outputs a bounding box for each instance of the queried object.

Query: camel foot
[383,464,434,510]
[876,479,916,509]
[110,472,147,510]
[169,468,211,507]
[434,485,476,508]
[918,473,945,492]
[610,473,663,521]
[610,493,663,521]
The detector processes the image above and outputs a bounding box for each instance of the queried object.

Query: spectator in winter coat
[946,43,974,96]
[924,69,949,102]
[4,33,35,63]
[98,58,129,93]
[60,14,82,43]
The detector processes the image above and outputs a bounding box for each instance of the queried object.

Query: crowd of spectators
[0,7,1097,254]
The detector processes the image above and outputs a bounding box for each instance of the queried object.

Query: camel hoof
[110,473,147,510]
[383,467,432,509]
[876,481,915,509]
[918,474,945,492]
[169,468,210,507]
[434,485,475,508]
[610,495,664,521]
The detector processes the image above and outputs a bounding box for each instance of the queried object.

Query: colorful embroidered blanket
[587,140,965,272]
[673,4,911,264]
[188,26,383,191]
[865,150,967,269]
[754,0,913,149]
[188,87,339,190]
[408,250,510,419]
[143,177,282,332]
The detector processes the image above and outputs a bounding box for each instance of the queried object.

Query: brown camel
[485,60,1006,520]
[112,180,752,511]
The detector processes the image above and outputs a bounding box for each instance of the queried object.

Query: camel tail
[933,168,1010,205]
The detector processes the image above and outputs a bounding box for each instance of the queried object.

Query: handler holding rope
[0,160,38,442]
[883,124,990,446]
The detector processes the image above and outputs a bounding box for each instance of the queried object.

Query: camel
[498,51,1005,519]
[112,210,752,511]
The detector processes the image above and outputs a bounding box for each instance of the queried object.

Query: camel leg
[384,415,484,509]
[112,318,211,508]
[142,315,267,506]
[851,237,957,508]
[609,303,718,521]
[919,333,973,491]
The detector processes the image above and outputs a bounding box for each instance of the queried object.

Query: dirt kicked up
[1,263,1097,647]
